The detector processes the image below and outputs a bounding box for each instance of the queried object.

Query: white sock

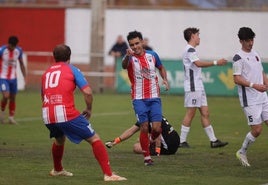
[204,125,217,142]
[180,125,190,143]
[240,132,256,154]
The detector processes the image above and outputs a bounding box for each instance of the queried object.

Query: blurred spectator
[143,37,153,51]
[108,35,128,58]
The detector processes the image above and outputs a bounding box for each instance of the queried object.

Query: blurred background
[0,0,267,93]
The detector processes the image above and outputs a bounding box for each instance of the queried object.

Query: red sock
[1,99,7,112]
[9,101,15,116]
[139,132,150,157]
[92,140,112,176]
[52,142,64,171]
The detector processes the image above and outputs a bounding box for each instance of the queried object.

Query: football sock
[180,125,190,143]
[204,125,217,142]
[139,132,150,157]
[9,101,15,116]
[52,142,64,171]
[1,99,7,111]
[240,132,256,154]
[155,147,161,155]
[114,137,121,144]
[92,140,112,176]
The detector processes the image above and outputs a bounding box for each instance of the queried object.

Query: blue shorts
[46,115,95,144]
[0,79,18,94]
[132,98,162,125]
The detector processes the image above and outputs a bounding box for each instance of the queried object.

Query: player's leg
[63,116,126,181]
[8,79,18,124]
[0,79,10,123]
[180,107,196,148]
[139,122,153,165]
[133,99,152,165]
[199,91,228,148]
[180,91,200,148]
[45,124,72,176]
[236,104,264,167]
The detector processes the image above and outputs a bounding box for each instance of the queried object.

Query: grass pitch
[1,90,268,185]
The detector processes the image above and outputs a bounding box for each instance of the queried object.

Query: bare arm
[122,48,134,69]
[18,58,26,78]
[234,74,268,92]
[263,71,268,86]
[194,58,227,68]
[158,66,169,91]
[119,125,140,141]
[81,86,93,119]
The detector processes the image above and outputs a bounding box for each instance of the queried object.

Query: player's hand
[253,84,268,92]
[126,48,134,56]
[82,109,91,119]
[162,80,169,91]
[216,58,227,66]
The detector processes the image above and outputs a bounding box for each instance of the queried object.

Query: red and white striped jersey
[126,50,163,100]
[41,62,89,124]
[0,45,23,79]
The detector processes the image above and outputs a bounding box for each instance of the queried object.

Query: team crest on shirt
[147,56,153,62]
[255,56,259,62]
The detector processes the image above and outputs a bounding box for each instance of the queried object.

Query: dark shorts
[150,130,180,155]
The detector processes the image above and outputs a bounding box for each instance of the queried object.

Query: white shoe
[104,173,127,181]
[236,150,250,167]
[49,169,73,176]
[8,117,17,125]
[105,141,114,148]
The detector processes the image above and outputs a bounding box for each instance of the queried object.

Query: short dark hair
[238,27,255,40]
[127,30,143,41]
[183,27,199,42]
[8,36,19,47]
[53,44,71,62]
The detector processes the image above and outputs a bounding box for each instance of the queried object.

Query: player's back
[41,62,80,124]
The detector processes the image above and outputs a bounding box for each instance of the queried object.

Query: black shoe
[210,139,228,148]
[179,142,190,148]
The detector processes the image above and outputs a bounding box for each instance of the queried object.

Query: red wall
[0,7,65,53]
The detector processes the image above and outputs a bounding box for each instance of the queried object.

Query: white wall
[65,8,268,65]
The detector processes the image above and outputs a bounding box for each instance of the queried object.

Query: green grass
[1,90,268,185]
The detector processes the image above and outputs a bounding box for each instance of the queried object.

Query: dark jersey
[136,116,180,155]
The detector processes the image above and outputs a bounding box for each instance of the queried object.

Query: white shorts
[184,91,208,108]
[243,102,268,125]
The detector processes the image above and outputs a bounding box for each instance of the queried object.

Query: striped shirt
[126,50,162,100]
[0,45,23,79]
[41,62,89,124]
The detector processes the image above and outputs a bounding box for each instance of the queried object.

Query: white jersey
[232,49,268,107]
[182,44,204,92]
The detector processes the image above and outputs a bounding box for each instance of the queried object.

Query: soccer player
[179,27,228,148]
[233,27,268,167]
[0,36,26,124]
[105,116,180,156]
[122,30,169,165]
[41,44,126,181]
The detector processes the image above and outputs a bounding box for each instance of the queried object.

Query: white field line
[15,111,132,122]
